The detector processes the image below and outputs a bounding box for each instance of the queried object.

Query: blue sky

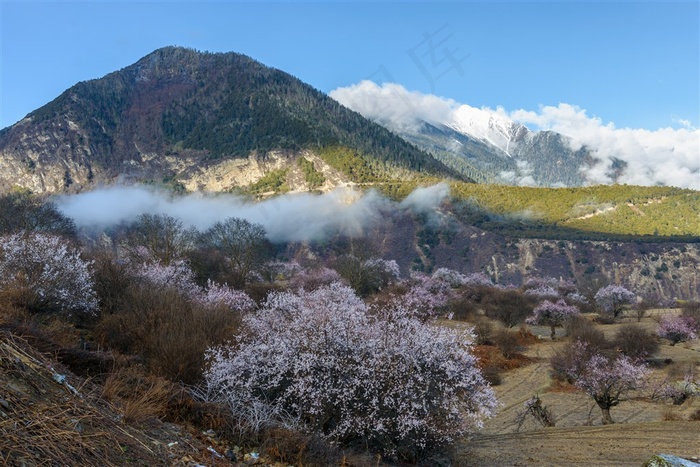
[1,1,698,131]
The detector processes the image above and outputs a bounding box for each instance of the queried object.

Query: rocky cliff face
[377,210,699,301]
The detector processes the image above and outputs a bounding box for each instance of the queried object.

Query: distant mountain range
[333,97,600,187]
[0,47,462,194]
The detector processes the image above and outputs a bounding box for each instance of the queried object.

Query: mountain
[0,47,462,194]
[399,105,598,187]
[333,96,597,187]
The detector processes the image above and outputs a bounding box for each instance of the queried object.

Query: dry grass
[0,332,160,466]
[102,369,174,424]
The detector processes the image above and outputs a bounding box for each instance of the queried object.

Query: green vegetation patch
[297,157,325,188]
[247,168,290,195]
[449,182,699,241]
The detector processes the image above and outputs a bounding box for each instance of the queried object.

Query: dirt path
[452,318,700,466]
[458,421,700,466]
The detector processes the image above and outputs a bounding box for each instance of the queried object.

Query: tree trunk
[600,407,614,425]
[550,325,556,340]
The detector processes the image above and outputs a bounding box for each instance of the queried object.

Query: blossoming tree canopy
[204,282,497,460]
[527,299,579,339]
[0,232,98,314]
[595,285,636,319]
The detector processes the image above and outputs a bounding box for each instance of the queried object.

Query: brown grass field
[452,312,700,466]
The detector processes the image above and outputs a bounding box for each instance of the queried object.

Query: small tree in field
[121,213,197,265]
[0,232,98,315]
[200,218,271,289]
[657,314,698,345]
[204,283,496,460]
[483,289,535,329]
[527,299,579,339]
[566,342,649,424]
[594,285,635,320]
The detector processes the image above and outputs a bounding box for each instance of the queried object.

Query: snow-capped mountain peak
[447,105,527,157]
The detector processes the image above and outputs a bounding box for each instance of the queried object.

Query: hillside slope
[0,47,461,194]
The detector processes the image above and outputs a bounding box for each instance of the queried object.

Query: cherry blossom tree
[524,285,559,300]
[527,299,579,339]
[595,285,636,320]
[657,314,698,345]
[131,259,255,313]
[204,282,496,460]
[461,272,495,287]
[397,272,454,320]
[289,266,343,290]
[567,349,649,424]
[0,232,98,314]
[432,267,468,287]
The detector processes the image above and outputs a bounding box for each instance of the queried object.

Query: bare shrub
[120,213,197,265]
[667,362,697,380]
[689,409,700,421]
[261,427,341,467]
[515,395,555,431]
[95,284,240,384]
[473,318,494,346]
[480,364,503,386]
[200,217,272,289]
[661,406,683,421]
[482,289,535,329]
[493,329,522,359]
[0,191,77,237]
[565,315,608,350]
[634,299,655,322]
[680,300,700,328]
[613,323,660,360]
[448,290,480,321]
[90,250,134,315]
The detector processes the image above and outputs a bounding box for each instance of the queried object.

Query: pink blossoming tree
[0,232,98,315]
[565,341,649,424]
[657,314,698,345]
[527,299,579,339]
[204,282,496,460]
[595,285,636,320]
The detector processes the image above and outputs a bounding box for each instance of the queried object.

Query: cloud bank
[331,81,699,189]
[56,184,449,243]
[510,104,699,188]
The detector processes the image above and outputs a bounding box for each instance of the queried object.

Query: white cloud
[56,184,448,243]
[498,160,537,187]
[331,82,700,190]
[330,81,455,133]
[510,104,700,188]
[399,182,450,214]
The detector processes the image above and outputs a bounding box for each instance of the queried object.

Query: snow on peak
[448,105,524,156]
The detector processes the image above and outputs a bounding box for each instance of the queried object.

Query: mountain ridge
[329,83,601,187]
[0,46,462,194]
